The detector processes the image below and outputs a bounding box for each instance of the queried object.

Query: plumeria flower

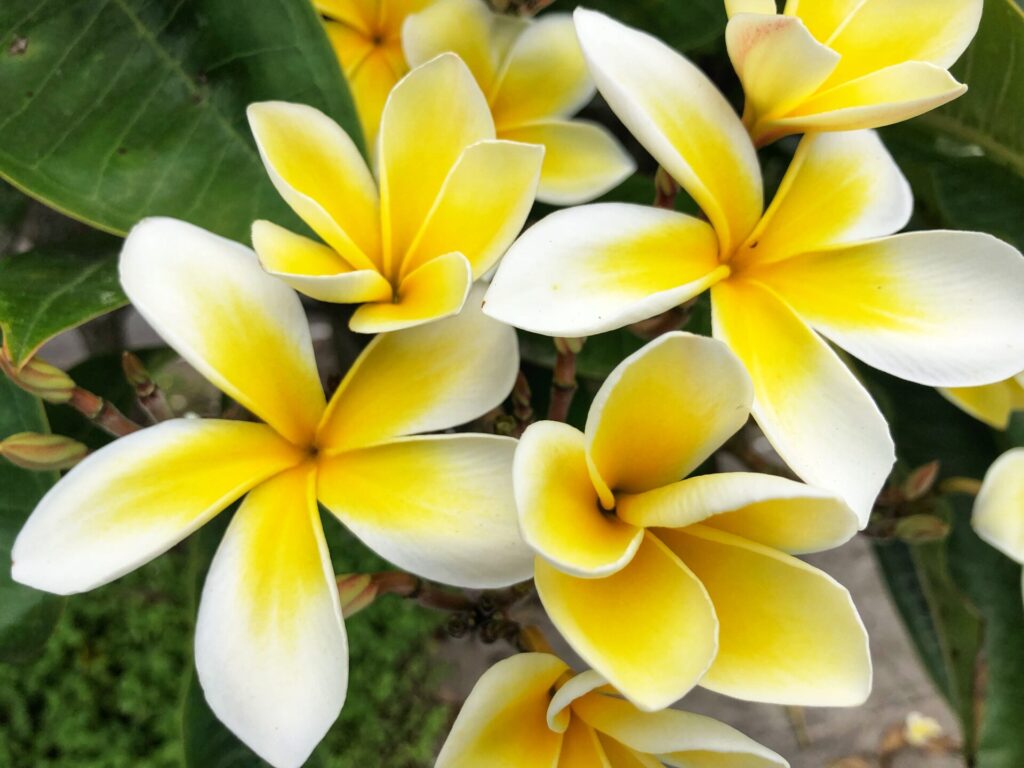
[485,9,1024,524]
[515,332,870,711]
[402,0,635,204]
[436,652,789,767]
[248,53,543,333]
[942,373,1024,430]
[315,0,435,144]
[973,448,1024,598]
[11,218,532,768]
[724,0,981,145]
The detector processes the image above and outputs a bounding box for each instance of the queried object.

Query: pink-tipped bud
[894,514,950,544]
[903,460,941,502]
[0,432,88,471]
[336,573,378,618]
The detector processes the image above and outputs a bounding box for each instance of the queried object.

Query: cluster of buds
[869,461,951,544]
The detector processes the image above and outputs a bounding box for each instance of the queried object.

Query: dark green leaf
[0,180,28,254]
[0,372,63,663]
[0,241,126,367]
[560,0,726,54]
[0,0,360,242]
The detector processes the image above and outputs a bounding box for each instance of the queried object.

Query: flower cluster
[10,1,1024,767]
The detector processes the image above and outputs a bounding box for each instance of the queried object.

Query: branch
[548,337,584,423]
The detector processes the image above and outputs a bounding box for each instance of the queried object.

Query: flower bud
[336,573,378,618]
[3,357,75,404]
[0,432,88,470]
[903,460,940,502]
[894,514,950,544]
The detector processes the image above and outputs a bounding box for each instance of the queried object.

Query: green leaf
[0,241,127,367]
[0,372,63,663]
[561,0,726,53]
[0,180,29,254]
[0,0,361,243]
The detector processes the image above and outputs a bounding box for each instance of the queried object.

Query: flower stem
[122,352,174,423]
[548,337,584,423]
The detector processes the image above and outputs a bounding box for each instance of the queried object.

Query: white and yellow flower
[11,218,531,768]
[436,652,789,767]
[402,0,635,204]
[515,332,870,711]
[724,0,981,145]
[248,53,543,333]
[485,9,1024,523]
[315,0,435,144]
[973,449,1024,583]
[942,374,1024,430]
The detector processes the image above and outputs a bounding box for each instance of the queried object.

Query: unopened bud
[894,514,950,544]
[0,432,88,470]
[336,573,378,618]
[121,351,153,393]
[4,357,75,404]
[903,461,940,501]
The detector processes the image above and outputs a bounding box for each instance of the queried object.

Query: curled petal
[974,448,1024,564]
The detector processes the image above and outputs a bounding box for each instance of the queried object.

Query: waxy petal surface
[319,291,517,451]
[559,718,612,768]
[120,219,326,446]
[712,279,894,525]
[402,0,498,90]
[516,421,643,578]
[195,466,346,768]
[574,9,762,254]
[659,525,871,706]
[942,378,1024,430]
[535,533,718,712]
[485,204,723,337]
[974,448,1024,564]
[12,420,303,594]
[318,435,532,588]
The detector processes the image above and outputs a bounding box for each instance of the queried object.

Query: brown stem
[122,352,174,423]
[548,338,583,423]
[68,387,142,437]
[653,167,679,210]
[511,372,534,437]
[370,571,476,612]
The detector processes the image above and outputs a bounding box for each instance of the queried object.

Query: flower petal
[547,670,609,732]
[571,694,787,767]
[316,0,375,33]
[659,524,871,706]
[766,62,966,135]
[120,219,326,446]
[726,13,839,129]
[756,231,1024,387]
[484,203,724,337]
[436,653,566,768]
[318,435,532,588]
[499,119,635,206]
[784,0,860,42]
[618,472,858,555]
[333,40,402,146]
[734,131,912,268]
[973,448,1024,563]
[516,421,643,578]
[251,220,393,304]
[941,378,1024,431]
[247,101,380,272]
[535,532,718,712]
[401,140,543,280]
[491,13,594,127]
[825,0,983,83]
[401,0,498,89]
[573,8,762,255]
[195,465,346,768]
[586,332,753,497]
[726,0,778,15]
[711,279,894,525]
[349,251,472,333]
[12,419,304,595]
[319,286,516,450]
[559,718,612,768]
[379,53,494,276]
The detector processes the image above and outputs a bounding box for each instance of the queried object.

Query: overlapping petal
[318,291,517,451]
[516,421,643,577]
[712,279,894,524]
[973,448,1024,564]
[435,653,566,768]
[318,435,532,588]
[783,0,861,42]
[757,232,1024,387]
[535,533,718,711]
[12,420,303,594]
[247,101,380,272]
[401,0,498,89]
[585,332,752,499]
[573,9,762,254]
[559,718,612,767]
[732,131,911,268]
[942,376,1024,430]
[120,219,326,446]
[617,472,858,555]
[194,466,346,768]
[484,204,723,337]
[726,0,777,15]
[316,0,375,34]
[659,524,871,706]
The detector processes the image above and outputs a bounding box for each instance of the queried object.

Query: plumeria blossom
[942,373,1024,430]
[315,0,435,144]
[515,332,870,711]
[724,0,981,145]
[11,218,531,768]
[436,652,789,767]
[485,9,1024,523]
[973,448,1024,598]
[248,53,543,333]
[402,0,635,204]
